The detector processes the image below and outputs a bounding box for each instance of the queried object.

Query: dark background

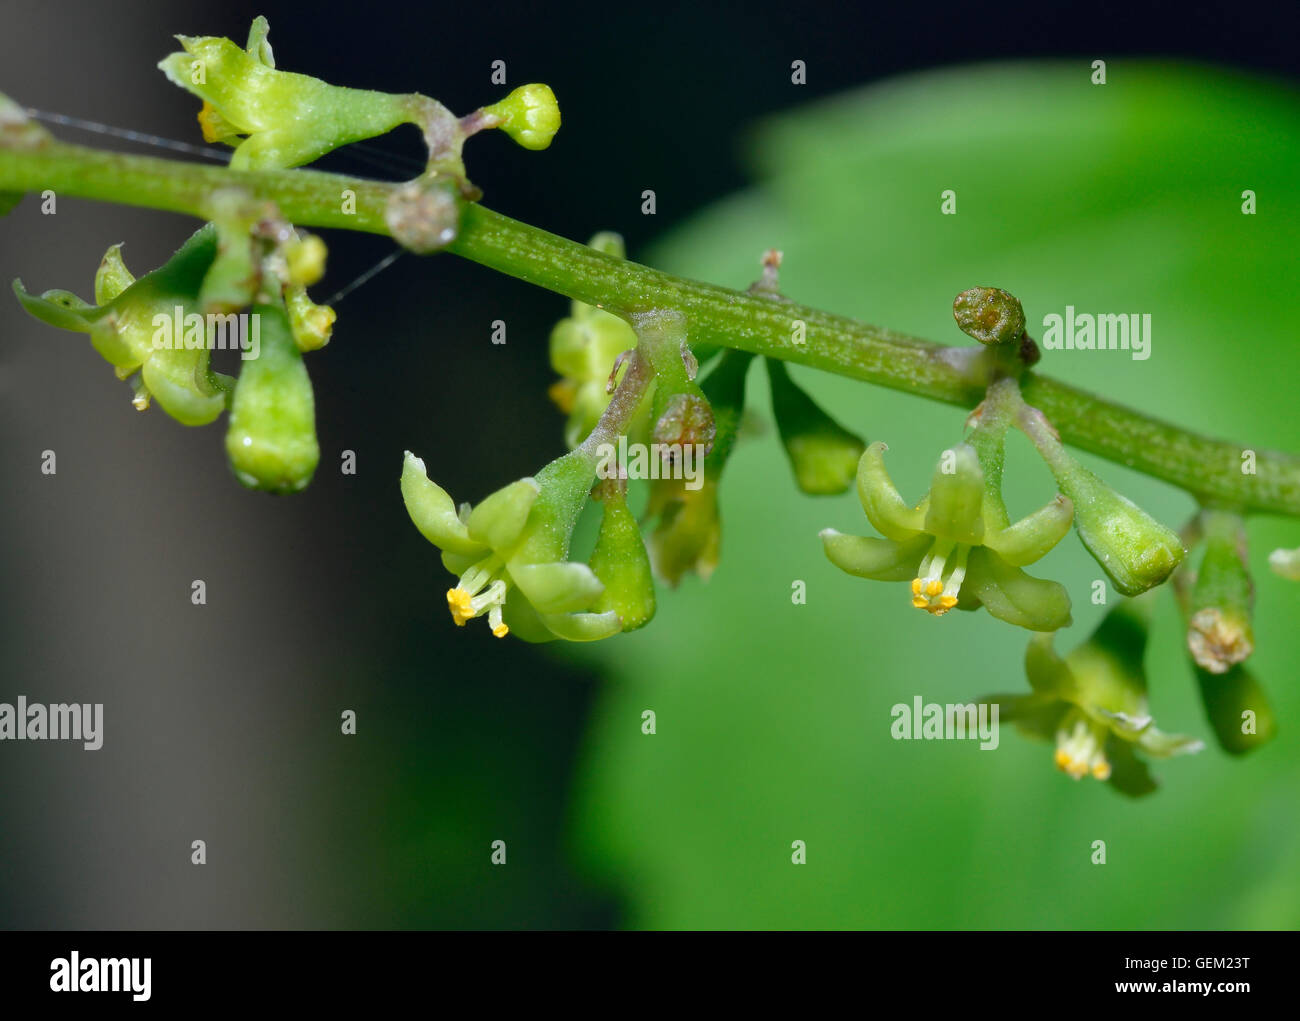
[1,0,1297,928]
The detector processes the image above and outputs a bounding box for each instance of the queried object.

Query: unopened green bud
[588,482,655,631]
[1194,662,1277,755]
[483,84,561,151]
[953,286,1026,346]
[1025,414,1183,595]
[765,358,865,495]
[1187,511,1254,673]
[225,301,319,492]
[94,244,134,304]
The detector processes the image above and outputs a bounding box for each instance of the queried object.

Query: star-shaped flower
[821,441,1073,630]
[402,450,621,642]
[985,601,1203,795]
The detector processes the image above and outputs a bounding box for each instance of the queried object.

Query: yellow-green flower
[821,442,1073,630]
[402,448,621,642]
[986,600,1203,795]
[159,17,422,170]
[13,226,231,425]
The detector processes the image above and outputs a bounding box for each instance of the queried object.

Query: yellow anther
[911,578,923,596]
[447,587,474,626]
[1091,760,1112,781]
[912,595,929,609]
[925,579,943,597]
[1054,748,1071,770]
[492,623,509,638]
[939,595,958,609]
[197,102,225,143]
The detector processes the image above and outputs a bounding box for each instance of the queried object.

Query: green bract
[13,225,232,425]
[401,448,621,642]
[159,17,417,170]
[986,600,1203,796]
[822,442,1073,630]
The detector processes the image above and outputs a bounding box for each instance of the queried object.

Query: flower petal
[820,529,928,581]
[541,609,623,642]
[855,442,924,540]
[1024,633,1074,698]
[1134,727,1204,759]
[987,495,1073,566]
[923,443,985,544]
[965,547,1072,631]
[401,452,488,556]
[511,561,604,614]
[1105,739,1158,797]
[466,477,540,550]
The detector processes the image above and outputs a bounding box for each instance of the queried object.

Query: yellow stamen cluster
[445,568,510,638]
[911,577,958,614]
[911,541,969,616]
[1054,717,1112,781]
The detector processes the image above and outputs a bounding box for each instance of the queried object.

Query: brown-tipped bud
[953,286,1026,346]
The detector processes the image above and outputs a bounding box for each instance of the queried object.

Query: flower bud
[1194,662,1277,755]
[482,84,561,151]
[285,286,335,351]
[636,309,716,459]
[765,358,865,495]
[588,482,656,631]
[225,301,319,492]
[1024,420,1183,596]
[953,286,1025,346]
[1186,511,1254,673]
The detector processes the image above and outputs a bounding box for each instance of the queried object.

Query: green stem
[4,135,1299,516]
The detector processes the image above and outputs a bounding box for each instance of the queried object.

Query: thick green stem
[3,136,1300,516]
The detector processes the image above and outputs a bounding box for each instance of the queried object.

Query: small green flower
[401,447,620,642]
[822,442,1073,630]
[159,17,422,170]
[987,600,1203,795]
[1186,510,1254,674]
[13,225,232,425]
[547,233,642,448]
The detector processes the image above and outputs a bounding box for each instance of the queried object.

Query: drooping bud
[1194,662,1277,755]
[225,300,319,492]
[765,358,865,495]
[588,480,656,631]
[1186,511,1254,673]
[1021,407,1183,595]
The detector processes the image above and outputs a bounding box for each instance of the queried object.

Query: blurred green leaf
[564,61,1300,929]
